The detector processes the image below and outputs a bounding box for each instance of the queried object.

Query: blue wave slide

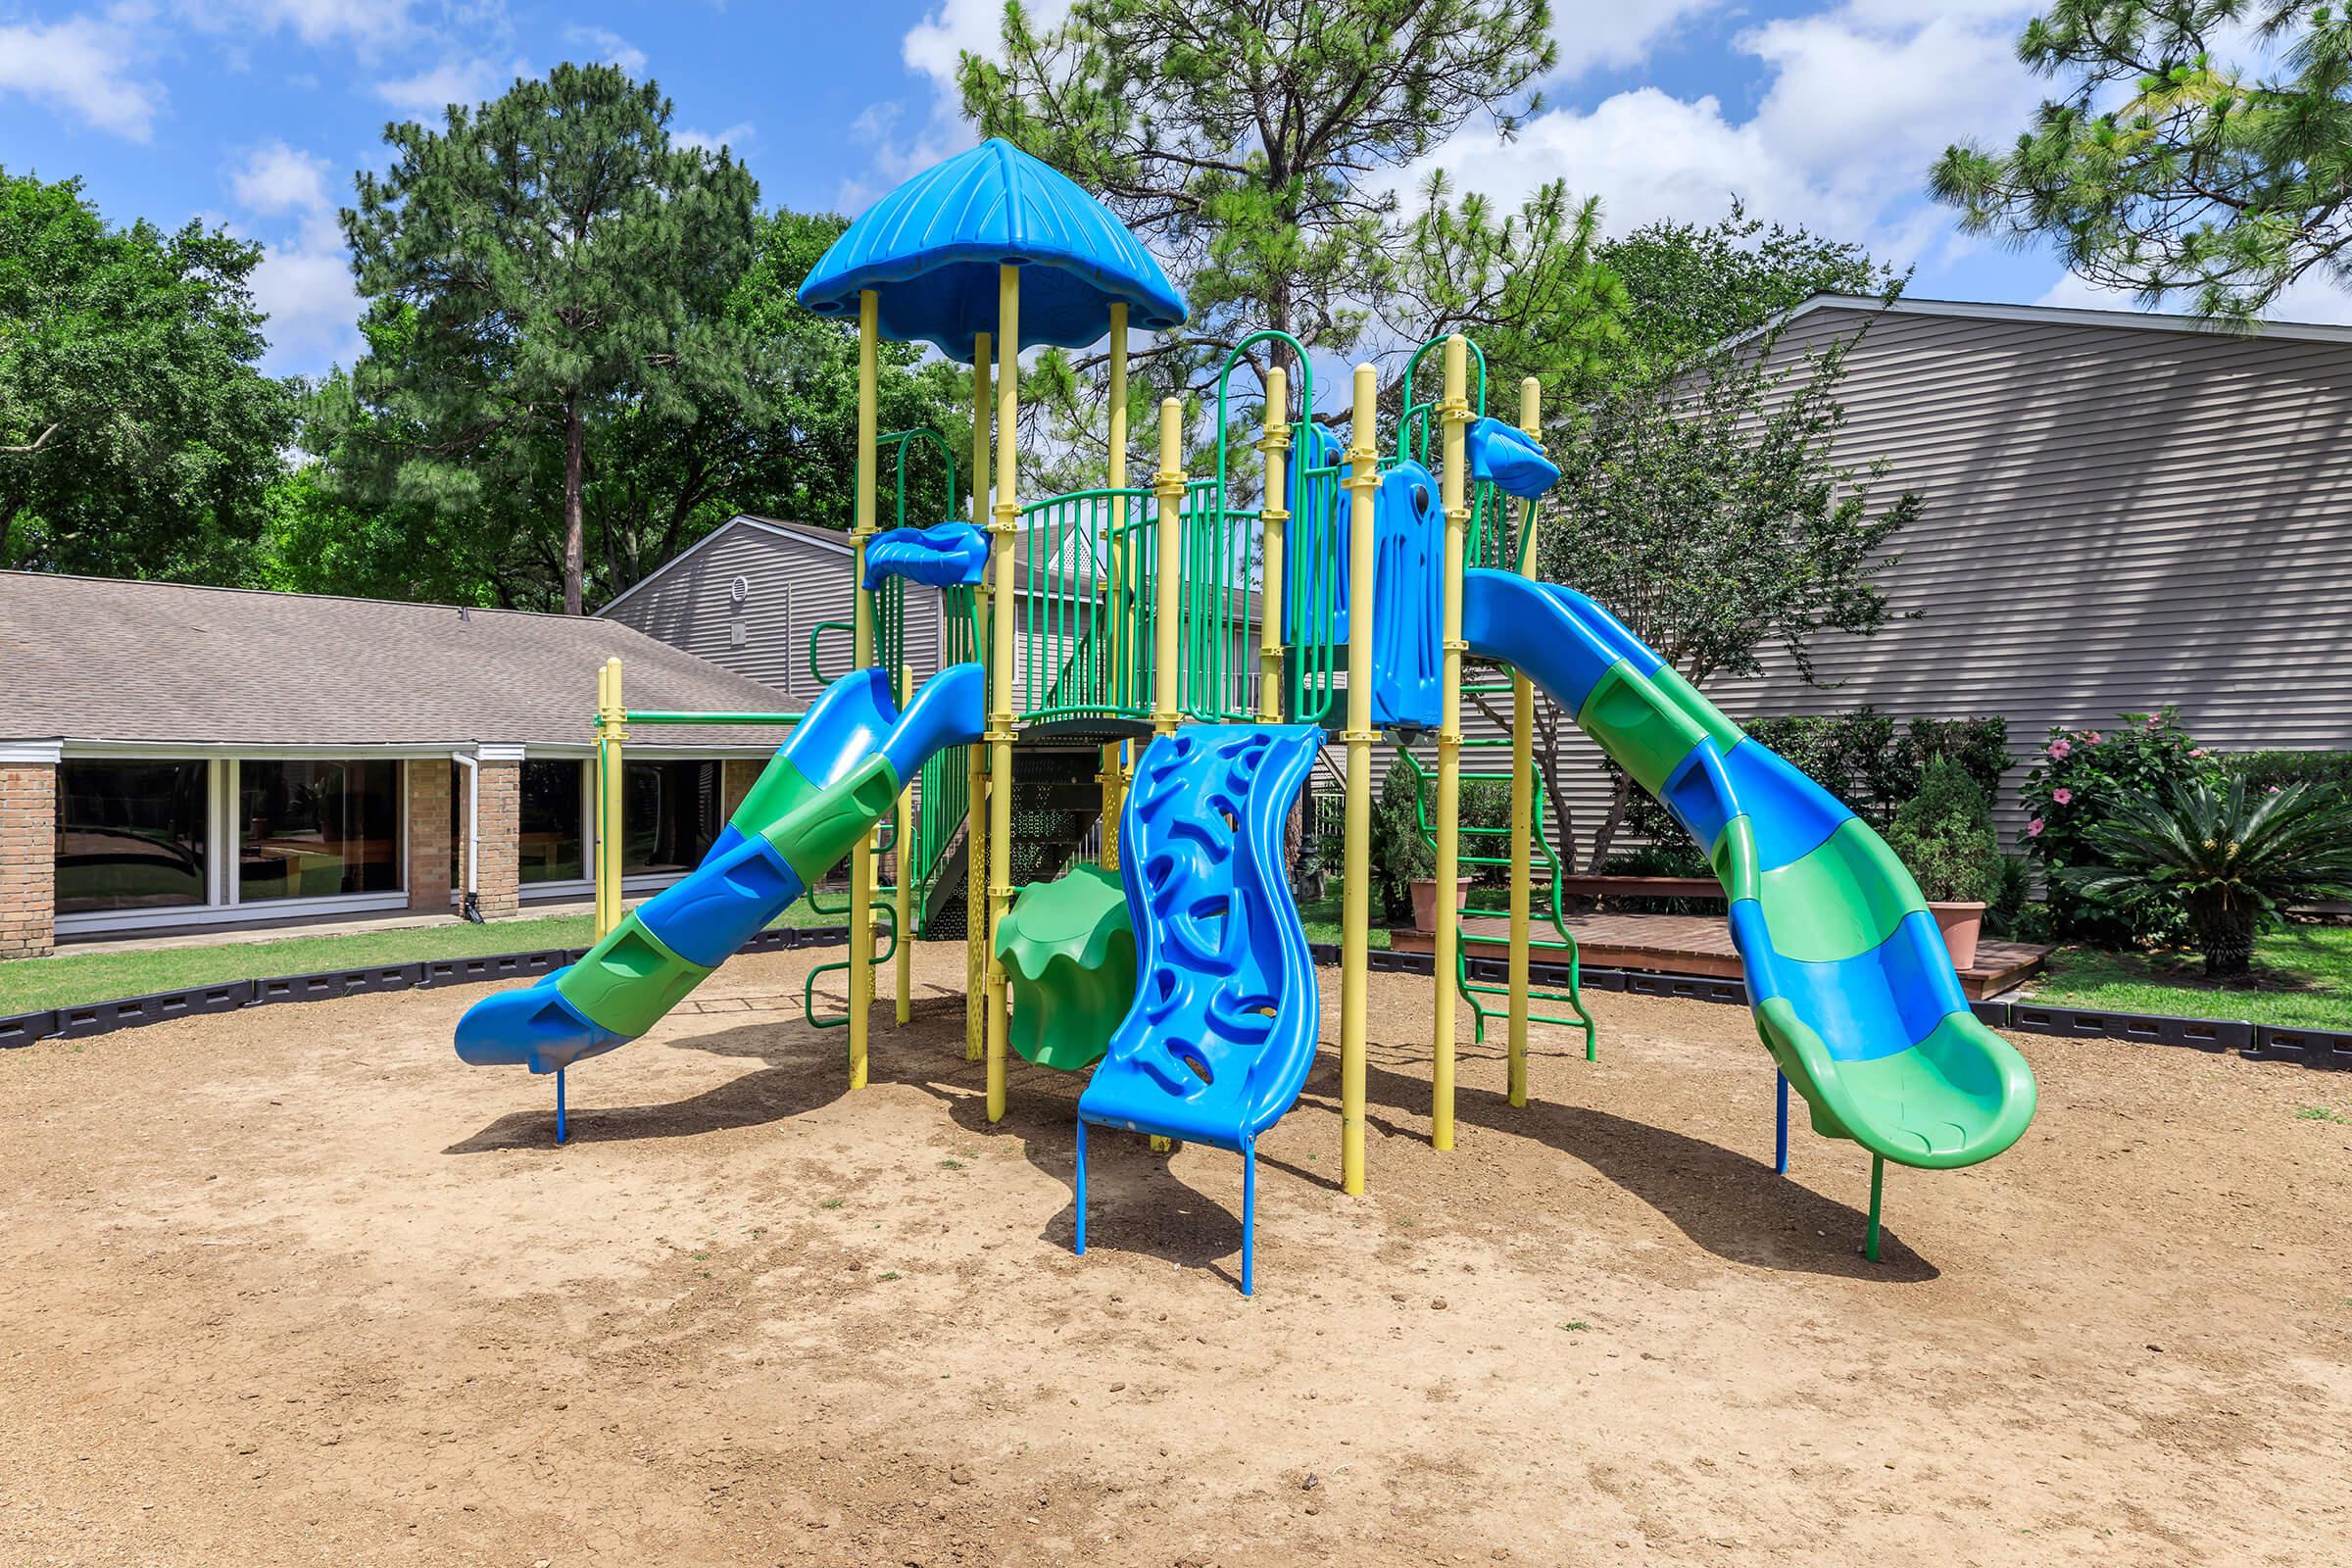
[1459,570,2036,1169]
[1073,723,1324,1294]
[454,663,986,1075]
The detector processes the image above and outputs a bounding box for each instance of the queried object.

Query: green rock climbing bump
[994,862,1137,1072]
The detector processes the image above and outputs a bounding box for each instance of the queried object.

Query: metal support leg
[1073,1118,1089,1256]
[1864,1154,1885,1263]
[1241,1142,1257,1297]
[555,1066,567,1147]
[1774,1071,1788,1175]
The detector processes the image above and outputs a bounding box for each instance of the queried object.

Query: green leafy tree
[339,64,761,612]
[959,0,1558,399]
[719,209,967,534]
[1932,2,2352,322]
[2057,776,2352,976]
[0,169,292,579]
[312,205,968,610]
[1596,204,1900,375]
[1391,173,1630,405]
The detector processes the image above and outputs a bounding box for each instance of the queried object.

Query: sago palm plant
[2054,778,2352,978]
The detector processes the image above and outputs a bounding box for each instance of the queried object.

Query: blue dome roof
[798,138,1187,362]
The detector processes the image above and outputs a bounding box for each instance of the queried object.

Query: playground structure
[454,137,2037,1291]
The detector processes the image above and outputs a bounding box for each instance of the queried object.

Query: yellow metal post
[1432,334,1468,1151]
[1146,394,1186,1155]
[984,268,1021,1123]
[1507,375,1540,1107]
[965,332,991,1063]
[897,658,914,1027]
[1152,397,1184,737]
[1257,366,1290,723]
[1339,366,1379,1197]
[850,289,878,1091]
[594,657,625,939]
[1100,303,1128,871]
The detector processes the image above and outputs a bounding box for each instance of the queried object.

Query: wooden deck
[1389,911,2049,1002]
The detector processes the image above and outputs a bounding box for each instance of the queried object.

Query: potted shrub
[1888,759,2003,969]
[1368,758,1459,932]
[2054,777,2352,978]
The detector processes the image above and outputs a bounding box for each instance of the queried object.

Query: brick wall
[473,760,521,918]
[722,759,762,818]
[406,760,454,913]
[0,762,57,958]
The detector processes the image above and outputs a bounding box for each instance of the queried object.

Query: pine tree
[340,64,760,612]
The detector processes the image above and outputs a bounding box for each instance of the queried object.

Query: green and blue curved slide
[1461,569,2036,1170]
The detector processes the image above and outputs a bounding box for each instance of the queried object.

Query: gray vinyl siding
[600,516,947,703]
[1506,301,2352,865]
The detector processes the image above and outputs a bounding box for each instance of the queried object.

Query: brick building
[0,572,795,957]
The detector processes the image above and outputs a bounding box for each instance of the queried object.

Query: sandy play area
[3,940,2349,1566]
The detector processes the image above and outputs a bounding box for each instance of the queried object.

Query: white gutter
[451,751,483,922]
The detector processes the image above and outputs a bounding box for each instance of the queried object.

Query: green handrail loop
[804,896,900,1031]
[808,618,855,689]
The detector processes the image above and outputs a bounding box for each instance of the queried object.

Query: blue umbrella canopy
[798,138,1187,362]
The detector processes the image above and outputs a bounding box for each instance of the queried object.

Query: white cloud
[676,122,756,157]
[167,0,420,55]
[231,140,332,215]
[1402,3,2043,270]
[222,137,359,373]
[249,211,363,375]
[1547,1,1721,81]
[375,57,523,116]
[855,0,1078,208]
[563,24,647,76]
[0,7,165,141]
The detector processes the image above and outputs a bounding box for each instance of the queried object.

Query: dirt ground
[3,942,2349,1568]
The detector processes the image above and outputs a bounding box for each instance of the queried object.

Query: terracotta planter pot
[1409,876,1472,934]
[1928,901,1986,972]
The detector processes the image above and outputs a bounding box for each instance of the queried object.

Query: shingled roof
[0,571,797,751]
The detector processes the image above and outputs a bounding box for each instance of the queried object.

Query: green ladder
[1403,742,1596,1060]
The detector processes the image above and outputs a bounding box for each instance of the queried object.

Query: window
[238,760,399,902]
[623,759,721,875]
[519,760,586,883]
[55,760,209,915]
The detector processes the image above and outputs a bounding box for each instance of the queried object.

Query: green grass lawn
[0,897,849,1016]
[1293,880,1394,950]
[2028,924,2352,1032]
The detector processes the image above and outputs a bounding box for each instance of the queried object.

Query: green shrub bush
[1369,758,1430,923]
[1887,759,2003,905]
[2224,750,2352,793]
[2054,776,2352,977]
[1605,709,2010,865]
[2021,707,2220,945]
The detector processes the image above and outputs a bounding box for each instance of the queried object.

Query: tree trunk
[2197,902,2257,980]
[1586,773,1638,874]
[562,402,586,615]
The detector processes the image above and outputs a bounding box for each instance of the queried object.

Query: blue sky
[5,1,2341,381]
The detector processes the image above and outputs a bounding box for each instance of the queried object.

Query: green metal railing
[1013,486,1155,724]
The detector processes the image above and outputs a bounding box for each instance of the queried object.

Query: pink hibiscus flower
[2052,787,2074,806]
[2027,818,2045,837]
[2087,731,2102,743]
[2048,738,2072,760]
[2189,748,2208,759]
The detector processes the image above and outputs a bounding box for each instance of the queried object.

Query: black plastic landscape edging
[3,923,2343,1069]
